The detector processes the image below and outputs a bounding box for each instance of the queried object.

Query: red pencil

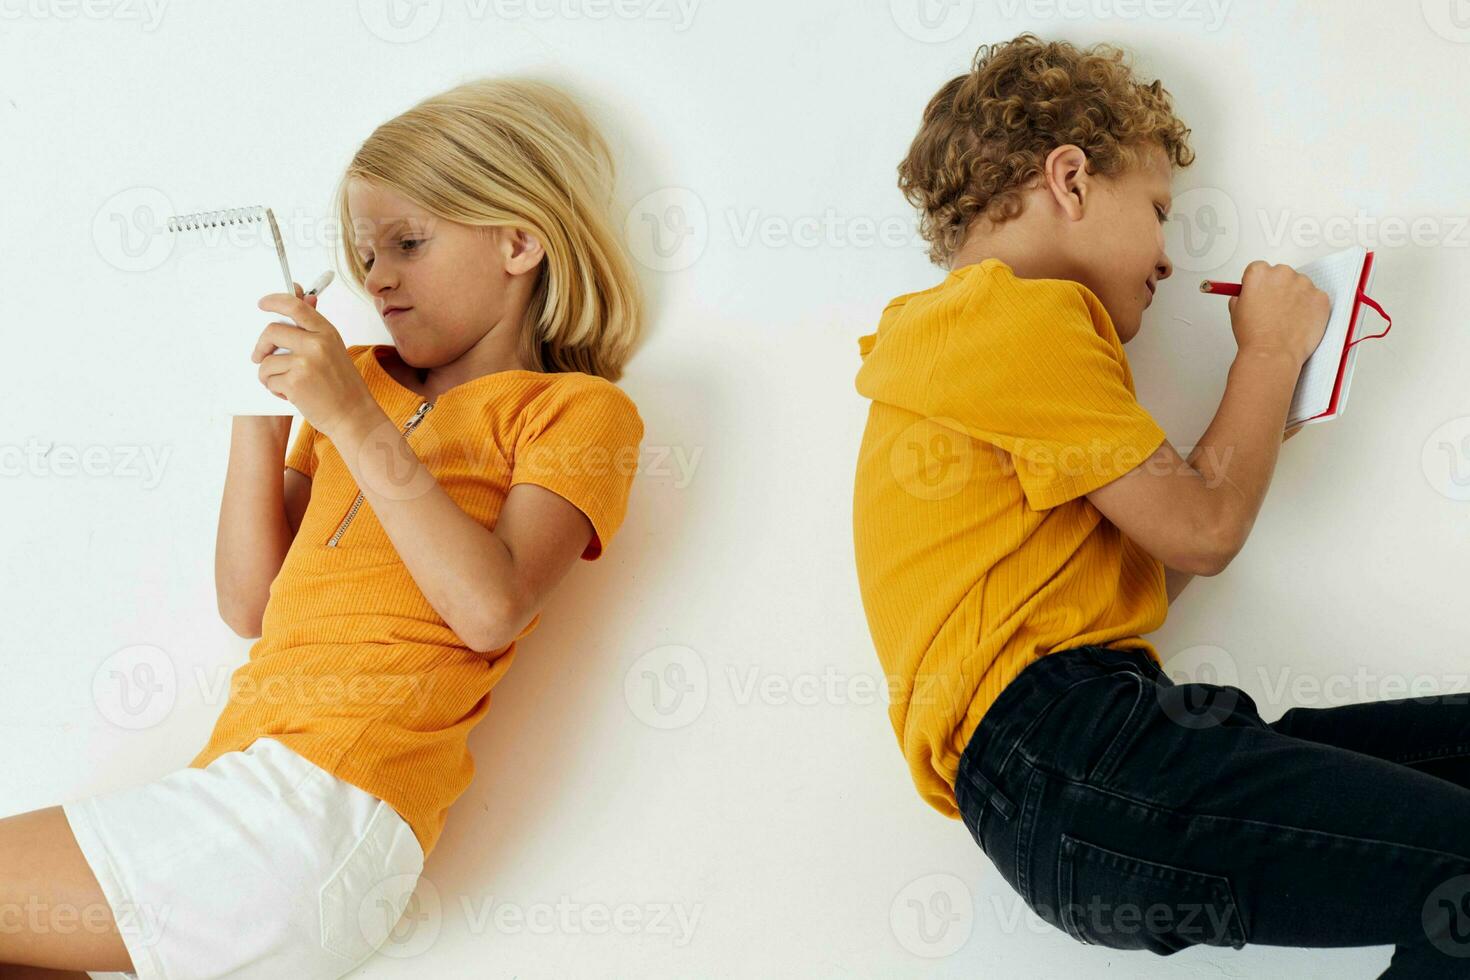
[1199,279,1242,296]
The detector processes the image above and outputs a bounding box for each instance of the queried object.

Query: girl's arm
[330,405,593,654]
[216,416,303,637]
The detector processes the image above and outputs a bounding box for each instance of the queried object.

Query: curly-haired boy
[852,33,1464,973]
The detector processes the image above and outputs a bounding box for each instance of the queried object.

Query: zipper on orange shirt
[326,399,435,547]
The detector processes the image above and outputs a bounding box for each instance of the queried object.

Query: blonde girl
[1,77,645,978]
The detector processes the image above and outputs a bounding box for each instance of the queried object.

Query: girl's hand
[253,284,379,441]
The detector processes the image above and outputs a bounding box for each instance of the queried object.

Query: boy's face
[1066,143,1175,344]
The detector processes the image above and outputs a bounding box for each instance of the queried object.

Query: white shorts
[60,736,425,980]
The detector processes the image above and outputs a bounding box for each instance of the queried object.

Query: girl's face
[346,177,543,369]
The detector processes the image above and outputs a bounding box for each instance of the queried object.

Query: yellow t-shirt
[191,344,644,859]
[852,258,1169,819]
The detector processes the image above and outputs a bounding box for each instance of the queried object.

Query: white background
[3,0,1469,977]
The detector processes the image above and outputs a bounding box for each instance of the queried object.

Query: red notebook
[1289,246,1393,427]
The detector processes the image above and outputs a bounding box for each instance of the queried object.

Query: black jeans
[954,644,1470,978]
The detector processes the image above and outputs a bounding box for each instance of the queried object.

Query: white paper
[162,214,303,418]
[1284,245,1369,428]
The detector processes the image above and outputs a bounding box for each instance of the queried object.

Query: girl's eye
[1156,207,1170,224]
[362,239,421,271]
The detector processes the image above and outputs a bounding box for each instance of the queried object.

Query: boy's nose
[1156,254,1173,281]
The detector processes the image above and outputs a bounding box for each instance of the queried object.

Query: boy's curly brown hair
[898,33,1196,267]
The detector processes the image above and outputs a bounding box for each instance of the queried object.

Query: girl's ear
[504,228,545,276]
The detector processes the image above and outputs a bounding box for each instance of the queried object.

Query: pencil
[1199,279,1242,296]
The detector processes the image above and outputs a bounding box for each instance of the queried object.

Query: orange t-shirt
[852,259,1169,820]
[190,344,644,859]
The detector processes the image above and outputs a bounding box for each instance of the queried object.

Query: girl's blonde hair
[334,77,642,381]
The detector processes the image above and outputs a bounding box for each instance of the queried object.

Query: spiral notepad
[164,205,304,418]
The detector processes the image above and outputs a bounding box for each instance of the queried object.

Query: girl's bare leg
[0,965,94,979]
[0,806,135,973]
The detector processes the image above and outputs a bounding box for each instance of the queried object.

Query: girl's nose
[365,264,396,293]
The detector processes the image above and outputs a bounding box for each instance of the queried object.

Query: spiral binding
[165,204,294,296]
[166,205,270,233]
[165,204,298,355]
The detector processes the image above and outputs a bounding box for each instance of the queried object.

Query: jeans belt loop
[965,765,1017,821]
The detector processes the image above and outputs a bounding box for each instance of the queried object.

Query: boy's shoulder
[867,259,1098,346]
[882,259,1092,318]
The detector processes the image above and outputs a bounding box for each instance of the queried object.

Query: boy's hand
[1228,262,1332,364]
[252,284,381,441]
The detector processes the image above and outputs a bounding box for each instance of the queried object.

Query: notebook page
[1285,245,1367,427]
[163,217,303,418]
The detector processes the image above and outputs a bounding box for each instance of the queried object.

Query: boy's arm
[1162,423,1302,606]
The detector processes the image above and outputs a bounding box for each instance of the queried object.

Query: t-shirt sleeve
[284,417,318,479]
[509,379,645,561]
[928,282,1167,511]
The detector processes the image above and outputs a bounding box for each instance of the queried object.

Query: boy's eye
[1156,207,1170,224]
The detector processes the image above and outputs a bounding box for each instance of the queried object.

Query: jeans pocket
[319,799,426,964]
[1024,672,1154,787]
[1056,833,1246,952]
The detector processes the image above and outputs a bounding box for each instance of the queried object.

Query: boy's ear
[502,227,546,276]
[1043,144,1090,221]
